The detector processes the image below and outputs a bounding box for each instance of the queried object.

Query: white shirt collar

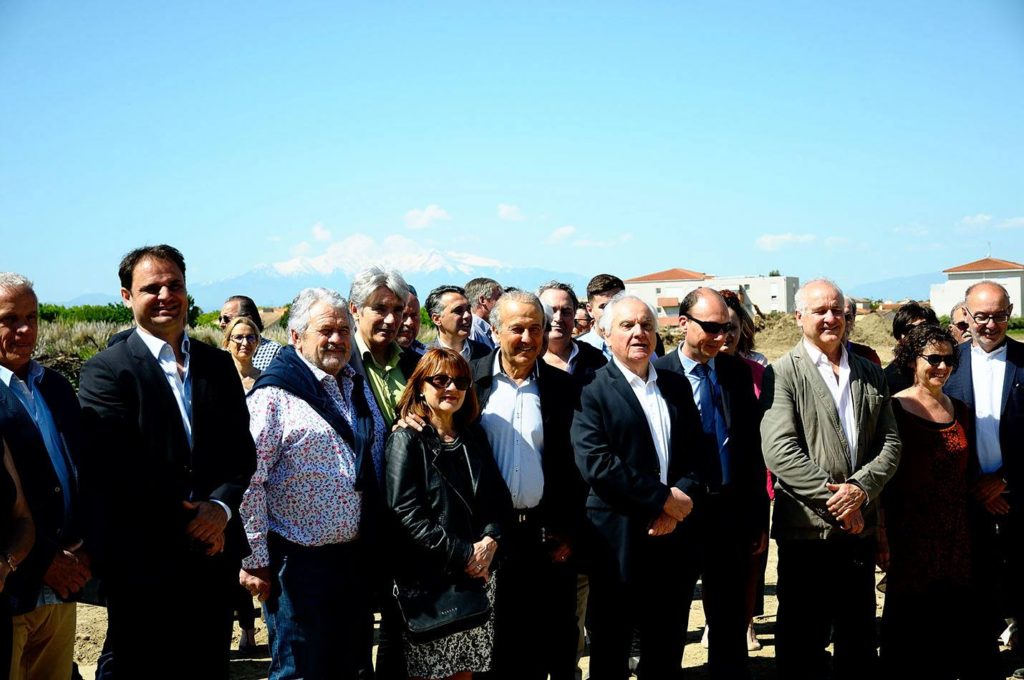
[971,342,1008,361]
[802,337,848,368]
[613,355,658,387]
[135,326,190,360]
[492,351,540,381]
[294,350,354,383]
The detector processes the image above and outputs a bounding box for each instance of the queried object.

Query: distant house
[929,257,1024,318]
[625,267,800,327]
[847,297,872,314]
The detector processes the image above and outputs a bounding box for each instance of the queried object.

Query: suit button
[54,486,61,493]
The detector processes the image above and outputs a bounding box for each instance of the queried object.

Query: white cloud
[573,232,634,249]
[960,213,992,228]
[755,233,816,252]
[404,204,451,230]
[311,222,332,241]
[545,225,576,245]
[272,232,504,277]
[999,217,1024,230]
[497,203,524,221]
[893,224,929,237]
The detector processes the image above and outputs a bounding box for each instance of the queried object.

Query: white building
[624,268,800,327]
[929,257,1024,318]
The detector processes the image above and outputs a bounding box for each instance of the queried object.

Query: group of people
[0,243,1020,680]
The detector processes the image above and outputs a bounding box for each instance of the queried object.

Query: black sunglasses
[920,354,955,367]
[574,318,592,327]
[425,374,471,391]
[219,314,233,324]
[953,321,970,332]
[684,315,736,336]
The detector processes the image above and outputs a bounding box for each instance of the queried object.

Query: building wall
[929,272,1024,318]
[626,275,800,326]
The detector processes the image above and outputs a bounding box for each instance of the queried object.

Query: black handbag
[393,578,491,642]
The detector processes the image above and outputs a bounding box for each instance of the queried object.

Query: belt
[512,507,542,525]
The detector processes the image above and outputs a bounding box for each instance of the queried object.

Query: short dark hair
[118,245,186,290]
[586,274,625,301]
[425,285,467,322]
[720,289,757,354]
[397,348,480,430]
[224,295,264,331]
[537,281,579,309]
[891,301,938,341]
[678,289,702,318]
[892,323,959,379]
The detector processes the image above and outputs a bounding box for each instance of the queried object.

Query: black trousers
[692,497,756,680]
[587,536,694,680]
[100,551,235,679]
[971,506,1024,633]
[488,519,579,680]
[775,537,878,680]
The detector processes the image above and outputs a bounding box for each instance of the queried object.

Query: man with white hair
[239,287,387,679]
[465,277,503,350]
[760,278,900,678]
[0,273,89,680]
[571,293,707,679]
[347,267,421,428]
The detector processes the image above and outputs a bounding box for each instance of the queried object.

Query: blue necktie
[694,363,732,487]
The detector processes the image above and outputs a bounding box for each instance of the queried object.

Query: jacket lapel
[127,332,191,455]
[795,343,851,462]
[1001,338,1022,415]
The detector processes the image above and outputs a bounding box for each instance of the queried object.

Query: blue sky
[2,1,1022,303]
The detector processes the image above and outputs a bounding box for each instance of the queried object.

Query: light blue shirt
[471,314,496,350]
[678,349,717,414]
[480,354,545,510]
[576,329,610,360]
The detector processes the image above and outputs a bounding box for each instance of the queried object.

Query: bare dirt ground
[72,535,1023,678]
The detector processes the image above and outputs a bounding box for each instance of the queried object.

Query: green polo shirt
[354,333,407,426]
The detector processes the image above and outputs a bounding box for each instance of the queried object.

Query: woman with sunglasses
[385,348,512,680]
[878,323,1001,678]
[223,316,263,394]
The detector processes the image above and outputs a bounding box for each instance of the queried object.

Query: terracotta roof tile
[943,257,1024,273]
[625,267,707,283]
[657,297,679,307]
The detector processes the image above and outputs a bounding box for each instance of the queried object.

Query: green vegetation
[194,311,220,327]
[39,303,133,324]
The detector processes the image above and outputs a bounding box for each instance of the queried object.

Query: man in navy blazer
[0,273,89,680]
[571,293,707,680]
[654,288,768,680]
[78,245,256,679]
[943,280,1024,655]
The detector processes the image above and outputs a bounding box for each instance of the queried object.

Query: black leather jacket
[384,423,512,586]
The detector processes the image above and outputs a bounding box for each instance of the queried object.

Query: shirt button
[54,486,61,493]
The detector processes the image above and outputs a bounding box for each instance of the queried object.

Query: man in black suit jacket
[0,273,89,680]
[78,245,256,679]
[425,285,491,361]
[470,291,584,680]
[654,288,768,680]
[943,281,1024,660]
[572,294,707,680]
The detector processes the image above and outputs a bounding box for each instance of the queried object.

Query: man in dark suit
[425,285,491,361]
[654,288,768,680]
[470,290,583,680]
[571,293,707,680]
[78,245,256,679]
[943,281,1024,665]
[0,273,89,680]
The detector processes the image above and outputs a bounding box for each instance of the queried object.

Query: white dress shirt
[971,342,1007,474]
[480,354,545,509]
[803,338,859,470]
[612,357,671,484]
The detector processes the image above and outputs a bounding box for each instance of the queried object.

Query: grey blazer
[760,341,901,540]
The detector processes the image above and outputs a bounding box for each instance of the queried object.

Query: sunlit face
[292,301,352,376]
[122,256,188,343]
[720,308,742,357]
[227,322,258,362]
[0,286,38,377]
[964,284,1012,354]
[913,340,955,390]
[219,299,242,331]
[496,301,546,373]
[353,286,404,352]
[680,293,730,362]
[950,306,972,345]
[607,298,656,373]
[539,288,574,342]
[433,292,473,341]
[573,309,592,337]
[795,283,845,352]
[422,370,468,419]
[396,294,421,350]
[587,289,623,336]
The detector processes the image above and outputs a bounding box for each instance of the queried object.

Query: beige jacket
[760,341,901,540]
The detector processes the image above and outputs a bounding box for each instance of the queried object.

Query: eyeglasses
[964,307,1011,325]
[684,316,736,336]
[920,354,955,367]
[219,315,233,324]
[424,374,471,391]
[231,334,257,344]
[574,318,592,328]
[952,321,970,332]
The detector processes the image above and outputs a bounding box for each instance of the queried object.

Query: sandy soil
[71,535,1023,679]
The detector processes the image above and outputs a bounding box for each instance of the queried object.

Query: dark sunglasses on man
[425,374,472,391]
[683,315,736,336]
